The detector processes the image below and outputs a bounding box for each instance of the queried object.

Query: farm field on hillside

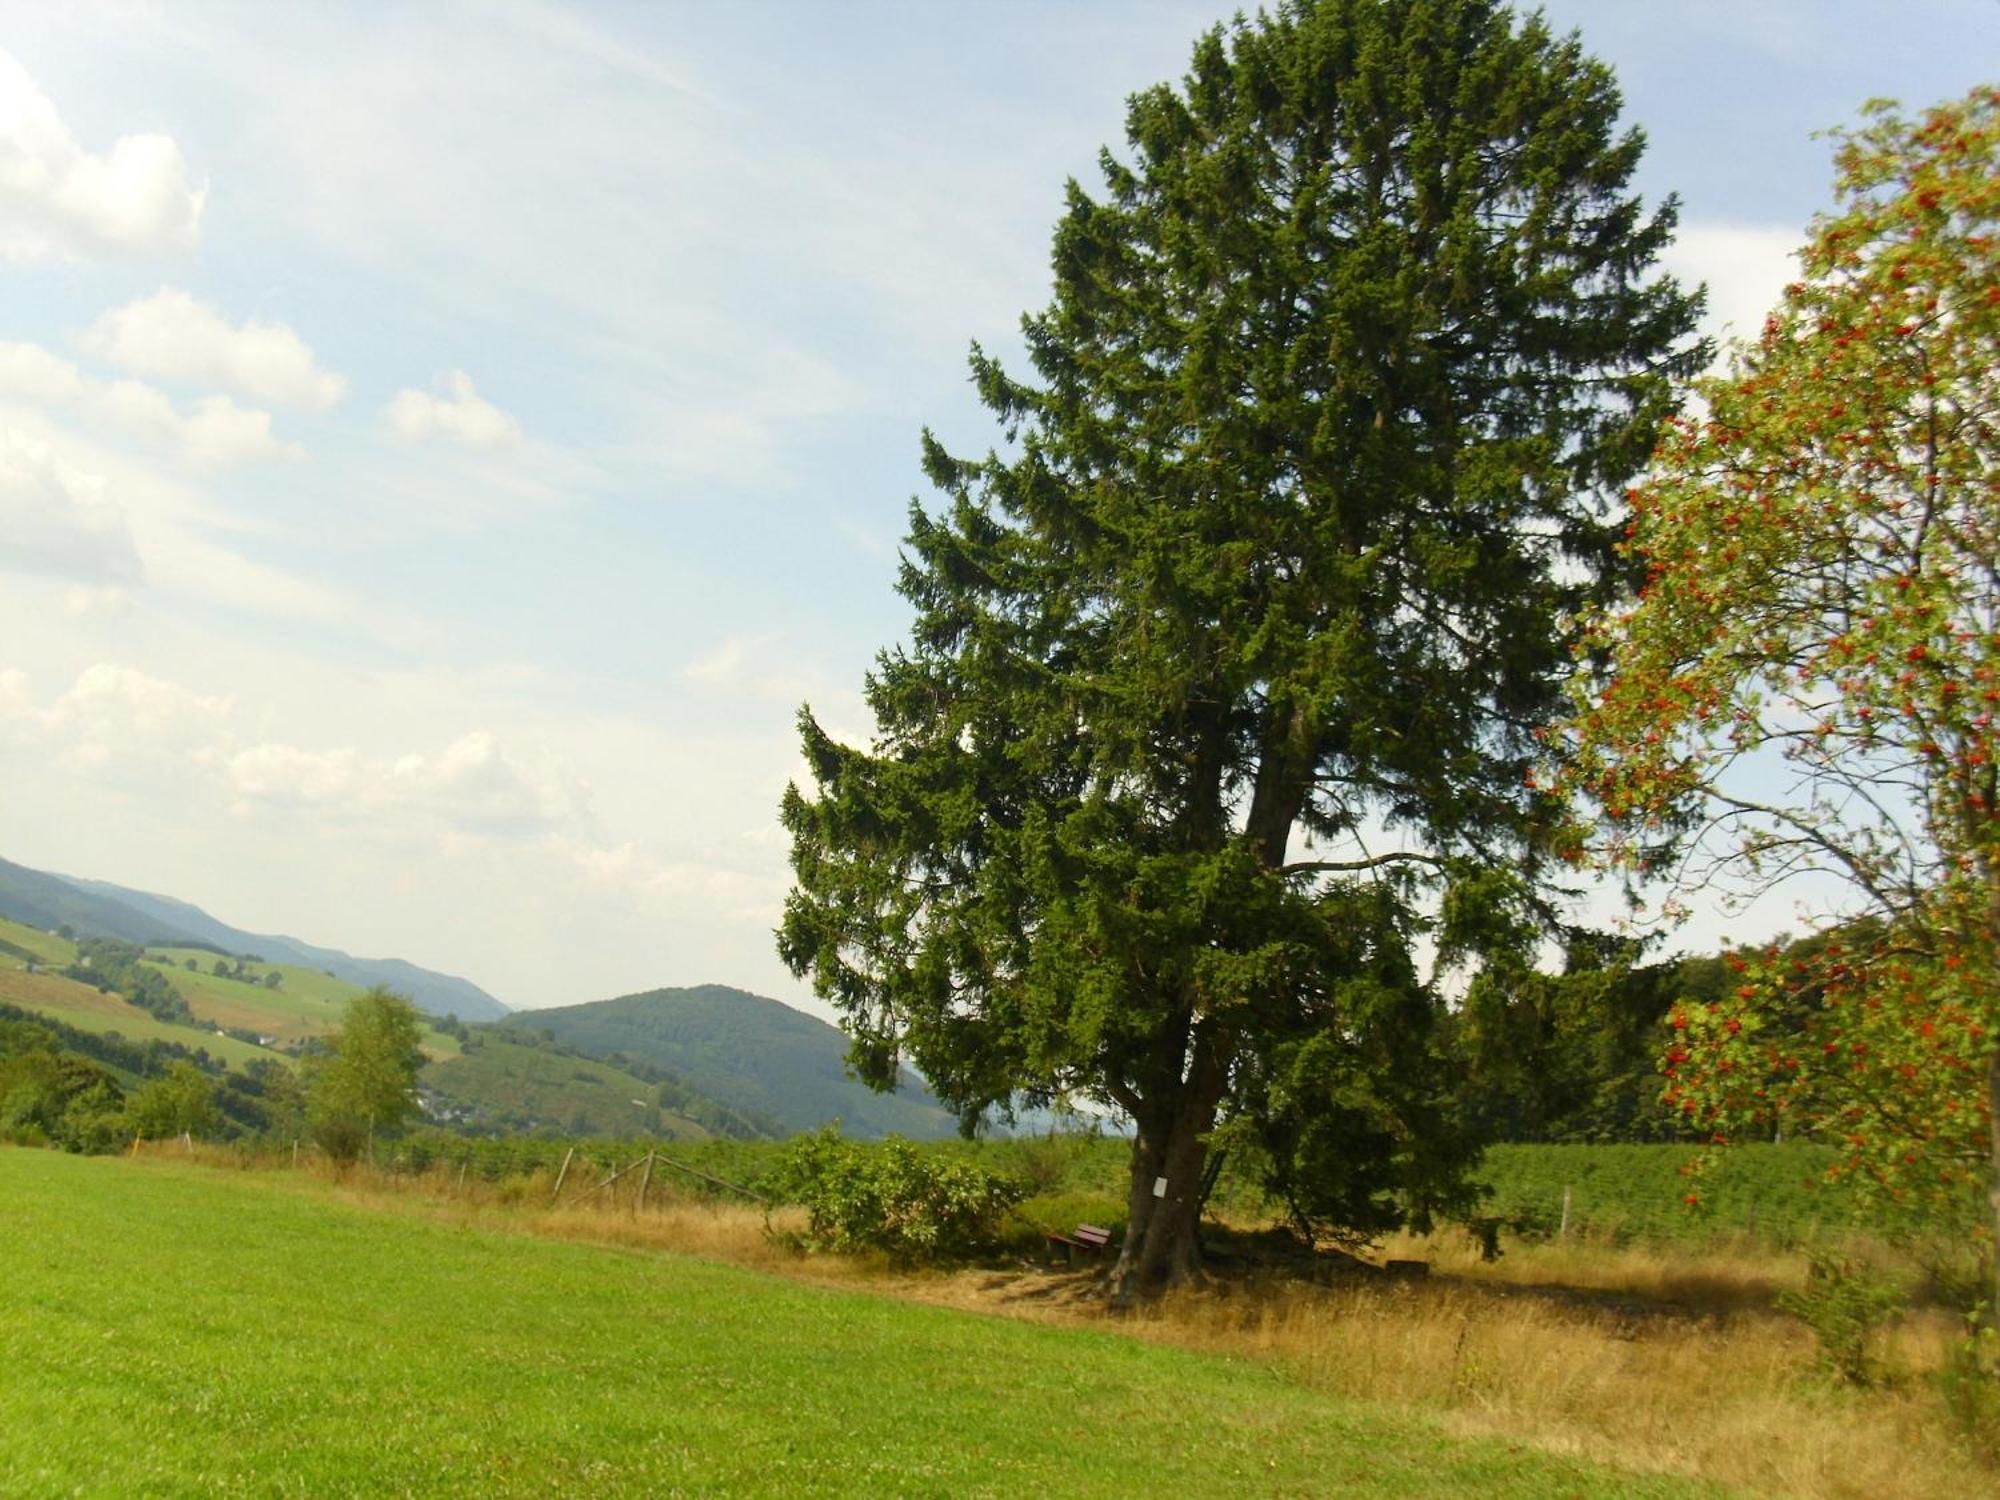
[144,949,462,1056]
[0,915,69,967]
[0,967,283,1070]
[144,948,357,1037]
[0,1149,1713,1499]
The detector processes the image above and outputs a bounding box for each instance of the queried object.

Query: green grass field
[0,914,71,967]
[0,1149,1719,1499]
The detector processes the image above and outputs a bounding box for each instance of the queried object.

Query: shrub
[1938,1309,2000,1467]
[1778,1250,1906,1384]
[773,1126,1023,1265]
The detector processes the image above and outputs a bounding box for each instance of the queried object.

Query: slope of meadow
[0,1149,1714,1499]
[0,966,285,1071]
[0,914,69,967]
[143,949,462,1058]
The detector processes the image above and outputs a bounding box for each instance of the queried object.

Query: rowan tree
[1565,90,2000,1297]
[781,0,1702,1291]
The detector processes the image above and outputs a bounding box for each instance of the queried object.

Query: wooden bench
[1046,1223,1113,1265]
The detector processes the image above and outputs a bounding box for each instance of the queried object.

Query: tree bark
[1988,1046,1999,1322]
[1987,873,1999,1323]
[1109,1030,1228,1303]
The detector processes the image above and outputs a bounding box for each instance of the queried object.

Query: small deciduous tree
[127,1060,220,1142]
[781,0,1702,1292]
[1565,90,2000,1300]
[307,988,425,1164]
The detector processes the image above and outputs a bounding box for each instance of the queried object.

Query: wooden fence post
[1559,1184,1572,1240]
[637,1152,655,1214]
[551,1146,575,1204]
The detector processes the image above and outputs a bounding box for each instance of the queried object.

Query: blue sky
[0,1,1992,1011]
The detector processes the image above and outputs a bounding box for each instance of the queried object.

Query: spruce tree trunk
[1109,1037,1227,1303]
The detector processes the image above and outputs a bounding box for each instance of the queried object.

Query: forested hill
[501,985,961,1140]
[0,856,508,1022]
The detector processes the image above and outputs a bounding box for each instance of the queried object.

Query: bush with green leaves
[1938,1310,2000,1467]
[126,1061,222,1142]
[0,1035,127,1153]
[1778,1250,1906,1385]
[773,1126,1023,1265]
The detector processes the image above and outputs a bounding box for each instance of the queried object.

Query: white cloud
[61,583,133,618]
[176,395,300,469]
[39,661,230,773]
[0,341,300,469]
[1663,223,1804,360]
[225,730,583,838]
[682,633,759,686]
[0,48,203,261]
[220,742,359,811]
[1,659,583,839]
[385,369,520,448]
[0,430,142,584]
[81,289,347,409]
[0,341,84,402]
[384,731,582,835]
[0,666,33,722]
[681,631,816,704]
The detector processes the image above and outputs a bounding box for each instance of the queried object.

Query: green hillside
[63,874,510,1020]
[0,923,285,1071]
[141,949,461,1059]
[503,986,960,1140]
[0,919,470,1069]
[420,1030,726,1140]
[3,913,760,1139]
[0,1150,1707,1498]
[0,965,285,1071]
[0,857,188,945]
[0,914,69,967]
[0,854,509,1021]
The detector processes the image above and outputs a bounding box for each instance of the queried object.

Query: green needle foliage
[781,0,1704,1290]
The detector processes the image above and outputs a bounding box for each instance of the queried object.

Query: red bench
[1046,1223,1113,1264]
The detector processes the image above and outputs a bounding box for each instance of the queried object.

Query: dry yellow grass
[1109,1265,1977,1500]
[0,967,151,1020]
[135,1144,1994,1500]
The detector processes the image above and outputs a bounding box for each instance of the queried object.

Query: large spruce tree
[780,0,1703,1291]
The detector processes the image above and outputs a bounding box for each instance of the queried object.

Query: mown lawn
[0,1150,1724,1498]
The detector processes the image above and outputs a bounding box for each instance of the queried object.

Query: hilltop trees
[1567,91,2000,1296]
[781,0,1702,1289]
[308,988,426,1163]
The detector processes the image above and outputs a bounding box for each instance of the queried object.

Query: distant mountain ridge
[504,984,960,1140]
[0,855,508,1021]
